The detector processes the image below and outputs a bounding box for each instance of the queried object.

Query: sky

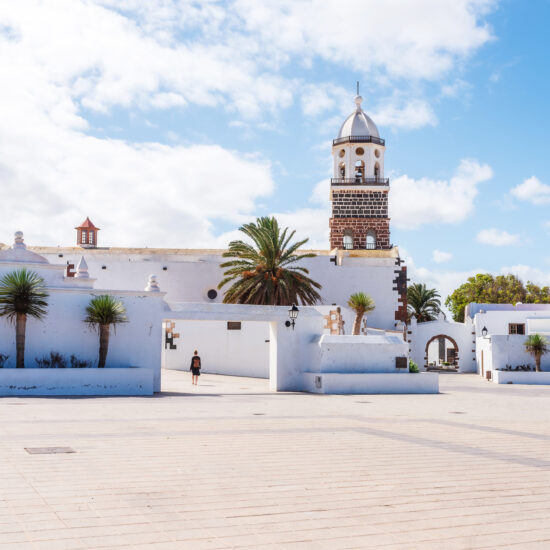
[1,0,549,302]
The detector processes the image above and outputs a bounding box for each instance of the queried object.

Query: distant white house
[408,303,550,382]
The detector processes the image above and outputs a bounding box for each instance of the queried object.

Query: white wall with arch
[408,316,475,373]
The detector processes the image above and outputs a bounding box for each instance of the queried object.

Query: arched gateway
[424,334,459,370]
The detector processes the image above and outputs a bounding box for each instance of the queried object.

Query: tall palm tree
[407,283,441,323]
[347,292,375,335]
[84,295,127,368]
[218,217,322,305]
[0,269,49,368]
[524,334,549,372]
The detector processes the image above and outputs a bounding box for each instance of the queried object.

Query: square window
[227,321,241,331]
[509,324,525,335]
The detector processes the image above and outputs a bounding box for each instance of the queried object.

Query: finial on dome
[75,256,89,278]
[354,94,363,112]
[145,274,160,292]
[13,231,26,249]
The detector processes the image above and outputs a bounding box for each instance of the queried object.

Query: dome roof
[337,95,380,140]
[0,232,49,264]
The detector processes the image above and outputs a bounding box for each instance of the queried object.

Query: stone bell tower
[329,94,390,250]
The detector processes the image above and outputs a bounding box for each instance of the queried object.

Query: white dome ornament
[75,256,90,279]
[13,231,25,249]
[145,274,160,292]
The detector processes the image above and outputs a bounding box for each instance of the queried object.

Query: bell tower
[329,94,390,250]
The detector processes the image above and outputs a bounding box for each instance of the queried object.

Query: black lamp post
[285,304,299,330]
[481,326,488,338]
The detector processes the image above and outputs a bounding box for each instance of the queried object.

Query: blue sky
[0,0,549,299]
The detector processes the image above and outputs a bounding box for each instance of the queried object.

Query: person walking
[190,349,201,385]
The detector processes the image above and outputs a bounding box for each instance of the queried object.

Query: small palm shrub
[0,269,49,368]
[524,334,549,372]
[84,295,127,368]
[347,292,376,335]
[0,354,9,368]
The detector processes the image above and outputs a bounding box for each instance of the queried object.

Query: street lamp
[285,304,299,330]
[481,326,488,338]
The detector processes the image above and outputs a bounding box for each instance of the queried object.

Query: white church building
[20,94,409,381]
[0,94,547,394]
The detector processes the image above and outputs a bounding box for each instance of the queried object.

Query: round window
[355,147,364,156]
[338,149,345,158]
[207,289,218,300]
[374,149,380,158]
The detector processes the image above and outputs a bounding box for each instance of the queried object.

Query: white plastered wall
[162,320,270,378]
[35,251,403,331]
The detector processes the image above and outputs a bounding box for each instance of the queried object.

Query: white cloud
[300,84,349,118]
[499,264,550,286]
[0,1,499,247]
[476,228,519,246]
[235,0,496,80]
[510,176,550,204]
[270,208,329,250]
[373,98,437,130]
[310,179,331,207]
[390,159,493,230]
[432,250,453,264]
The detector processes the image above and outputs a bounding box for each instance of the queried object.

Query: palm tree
[524,334,549,372]
[407,283,441,323]
[347,292,375,335]
[84,295,127,368]
[0,269,49,368]
[218,217,322,305]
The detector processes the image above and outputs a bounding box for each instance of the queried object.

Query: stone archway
[424,334,459,370]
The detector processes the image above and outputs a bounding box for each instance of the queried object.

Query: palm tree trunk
[352,312,363,335]
[536,352,541,372]
[98,324,110,368]
[15,313,26,368]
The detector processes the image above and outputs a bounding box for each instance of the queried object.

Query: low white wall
[0,290,164,392]
[492,371,550,385]
[303,372,439,394]
[0,367,154,396]
[162,320,270,378]
[317,334,407,373]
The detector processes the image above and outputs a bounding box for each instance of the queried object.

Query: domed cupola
[337,95,380,141]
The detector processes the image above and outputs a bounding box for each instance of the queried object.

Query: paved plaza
[1,371,550,549]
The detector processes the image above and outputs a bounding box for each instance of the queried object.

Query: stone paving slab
[1,371,550,548]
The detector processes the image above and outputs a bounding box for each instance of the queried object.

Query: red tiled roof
[75,217,100,230]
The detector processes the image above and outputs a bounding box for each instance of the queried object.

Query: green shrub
[409,359,419,373]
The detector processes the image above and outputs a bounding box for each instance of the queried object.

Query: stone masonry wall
[331,190,388,218]
[330,218,390,249]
